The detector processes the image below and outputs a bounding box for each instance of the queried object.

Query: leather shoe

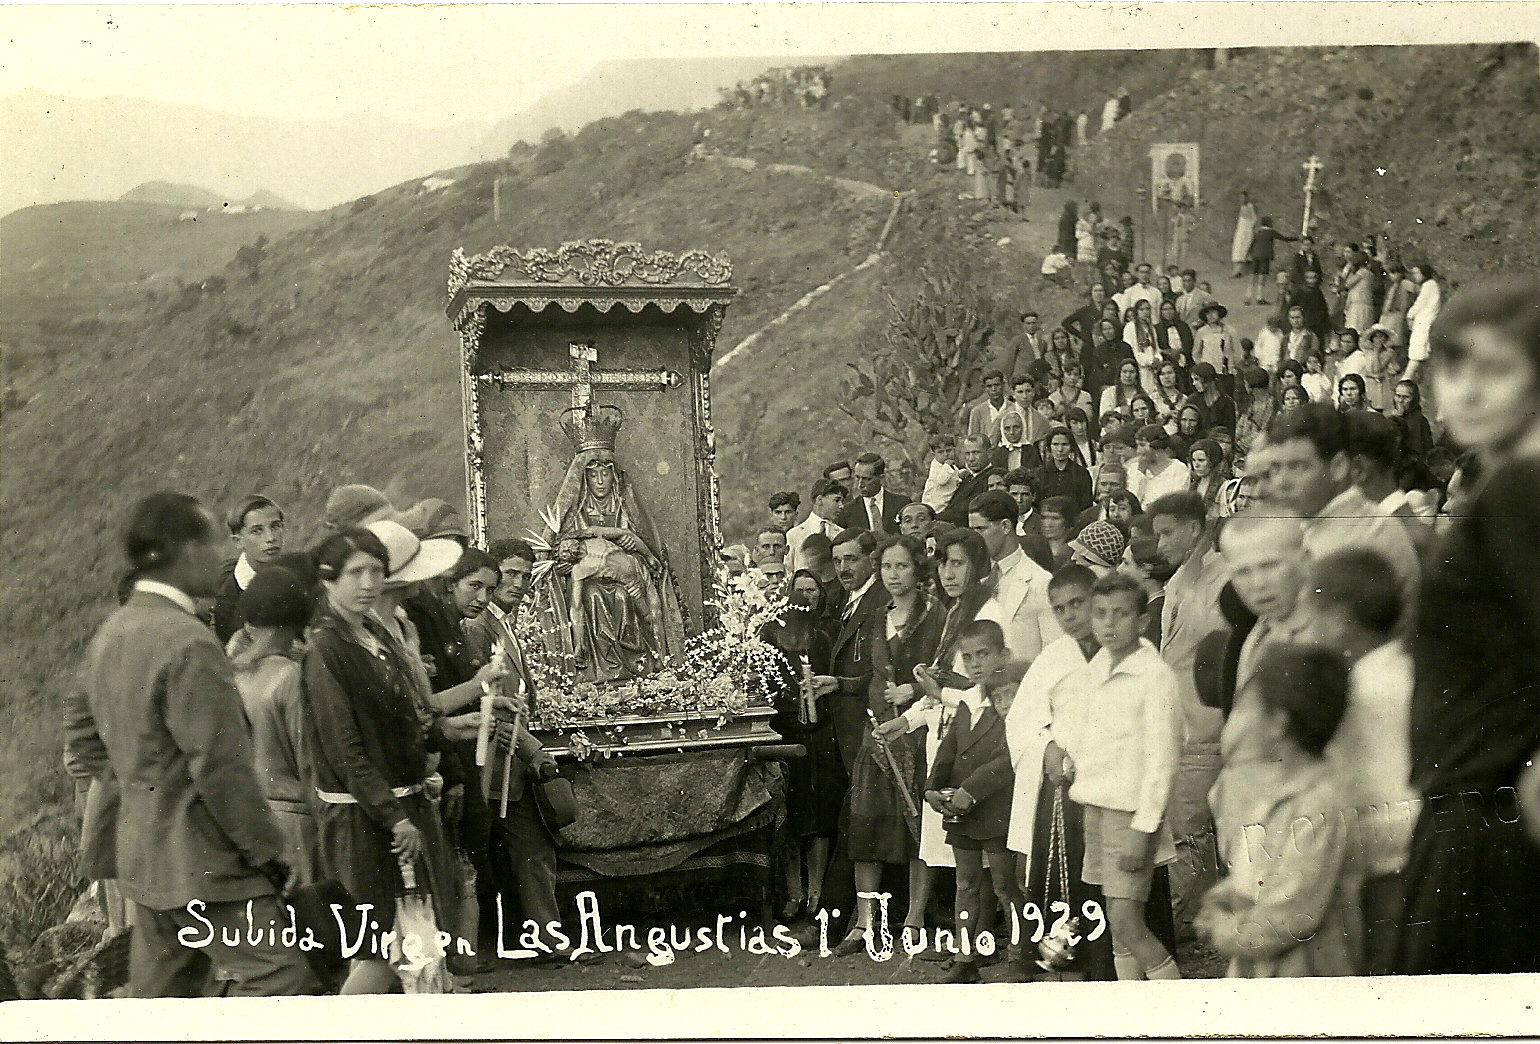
[833,930,869,957]
[943,960,982,984]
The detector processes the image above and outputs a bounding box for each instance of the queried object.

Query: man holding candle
[458,538,574,963]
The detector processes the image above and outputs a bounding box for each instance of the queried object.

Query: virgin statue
[539,403,686,683]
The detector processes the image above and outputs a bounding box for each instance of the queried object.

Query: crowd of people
[55,195,1540,995]
[722,66,834,111]
[65,488,579,996]
[924,88,1132,210]
[727,269,1540,983]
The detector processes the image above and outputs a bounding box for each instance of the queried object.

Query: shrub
[0,814,82,959]
[838,244,998,489]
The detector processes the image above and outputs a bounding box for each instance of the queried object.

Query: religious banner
[1149,142,1199,211]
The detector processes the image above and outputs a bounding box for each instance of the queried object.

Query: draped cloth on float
[538,448,687,684]
[552,750,783,878]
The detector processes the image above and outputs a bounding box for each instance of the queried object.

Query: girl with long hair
[1098,357,1144,424]
[1150,360,1188,433]
[1124,299,1161,390]
[841,537,947,954]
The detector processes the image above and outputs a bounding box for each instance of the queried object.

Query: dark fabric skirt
[1389,790,1540,974]
[315,792,455,939]
[782,719,847,838]
[846,730,921,864]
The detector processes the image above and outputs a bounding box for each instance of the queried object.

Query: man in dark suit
[940,436,994,526]
[72,492,318,997]
[816,528,887,775]
[810,527,886,941]
[1004,468,1054,570]
[834,452,911,536]
[1061,282,1110,352]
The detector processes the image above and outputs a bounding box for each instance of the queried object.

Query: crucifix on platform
[1301,154,1324,236]
[477,340,685,400]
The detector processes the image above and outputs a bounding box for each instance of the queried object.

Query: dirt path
[706,154,903,371]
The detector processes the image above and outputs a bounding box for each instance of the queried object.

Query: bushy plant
[0,813,82,959]
[837,244,997,488]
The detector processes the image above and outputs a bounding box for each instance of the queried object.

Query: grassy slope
[0,53,1217,895]
[0,202,317,342]
[1070,43,1540,283]
[9,44,1523,951]
[0,110,892,885]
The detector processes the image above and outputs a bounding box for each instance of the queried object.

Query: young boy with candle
[1056,572,1183,980]
[920,619,1020,983]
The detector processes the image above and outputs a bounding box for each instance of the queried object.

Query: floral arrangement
[516,567,795,738]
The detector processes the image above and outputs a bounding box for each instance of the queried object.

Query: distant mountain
[118,181,227,208]
[1,89,489,215]
[118,182,305,211]
[476,56,828,156]
[239,188,302,211]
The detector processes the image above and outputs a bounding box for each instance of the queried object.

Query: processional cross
[1301,155,1324,236]
[478,341,684,407]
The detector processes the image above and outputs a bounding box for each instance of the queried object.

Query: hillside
[0,201,318,349]
[476,56,820,155]
[118,182,303,211]
[4,43,1535,961]
[1071,43,1540,284]
[0,108,895,910]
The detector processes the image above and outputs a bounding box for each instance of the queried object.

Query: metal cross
[476,340,683,396]
[569,341,599,409]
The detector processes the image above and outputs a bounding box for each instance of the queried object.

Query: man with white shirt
[1003,564,1100,896]
[1346,411,1435,560]
[785,478,846,575]
[969,490,1063,666]
[820,528,886,775]
[1217,511,1316,767]
[1005,468,1054,570]
[1126,425,1190,507]
[1123,263,1164,320]
[212,494,287,644]
[835,451,911,535]
[1001,310,1046,386]
[1146,492,1230,934]
[966,369,1011,446]
[74,493,318,997]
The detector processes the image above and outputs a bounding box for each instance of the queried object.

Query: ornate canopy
[446,238,737,330]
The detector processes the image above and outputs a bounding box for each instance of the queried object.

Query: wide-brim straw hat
[1367,322,1400,346]
[364,519,463,585]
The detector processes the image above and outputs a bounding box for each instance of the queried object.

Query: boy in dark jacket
[922,618,1019,982]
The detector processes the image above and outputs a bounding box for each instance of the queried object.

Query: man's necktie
[868,498,882,533]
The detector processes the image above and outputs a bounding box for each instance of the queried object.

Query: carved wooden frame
[447,240,736,630]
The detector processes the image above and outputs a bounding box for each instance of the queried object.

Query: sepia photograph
[3,1,1540,1038]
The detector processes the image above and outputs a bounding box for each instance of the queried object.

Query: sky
[7,2,1534,130]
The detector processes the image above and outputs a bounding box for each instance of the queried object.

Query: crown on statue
[560,403,625,452]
